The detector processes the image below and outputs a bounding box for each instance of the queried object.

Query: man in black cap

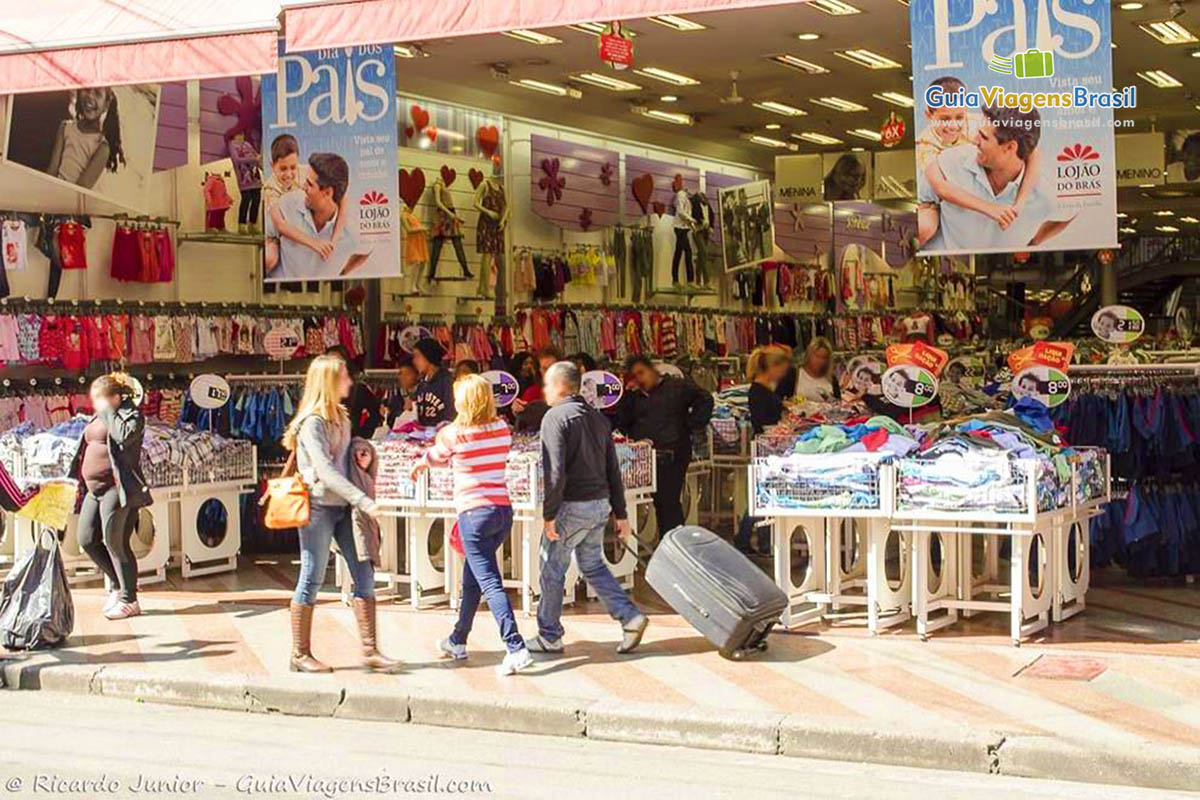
[411,339,455,426]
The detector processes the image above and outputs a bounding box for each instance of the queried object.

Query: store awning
[0,0,280,93]
[284,0,806,52]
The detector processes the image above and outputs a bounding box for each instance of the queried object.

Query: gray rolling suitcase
[645,526,787,660]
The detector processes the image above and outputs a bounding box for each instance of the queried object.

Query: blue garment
[537,499,639,641]
[1010,396,1054,434]
[451,505,524,653]
[293,503,375,605]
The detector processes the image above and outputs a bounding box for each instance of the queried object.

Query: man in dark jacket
[411,339,455,426]
[327,345,382,438]
[616,355,714,536]
[526,361,648,656]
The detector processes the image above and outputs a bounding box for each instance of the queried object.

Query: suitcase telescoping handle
[673,583,710,619]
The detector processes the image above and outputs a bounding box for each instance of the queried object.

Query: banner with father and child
[261,43,400,282]
[910,0,1119,256]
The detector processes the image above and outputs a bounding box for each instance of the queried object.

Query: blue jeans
[537,499,640,641]
[293,503,375,605]
[451,505,524,653]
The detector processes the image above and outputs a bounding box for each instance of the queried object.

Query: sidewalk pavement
[2,557,1199,792]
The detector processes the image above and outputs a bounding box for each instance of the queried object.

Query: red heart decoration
[404,125,414,138]
[631,173,654,214]
[399,168,426,210]
[652,201,666,216]
[476,125,500,158]
[468,168,484,189]
[440,165,457,187]
[411,104,430,131]
[426,125,438,143]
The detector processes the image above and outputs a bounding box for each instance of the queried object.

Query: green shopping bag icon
[1014,48,1054,79]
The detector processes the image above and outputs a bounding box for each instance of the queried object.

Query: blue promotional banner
[261,43,400,281]
[910,0,1119,256]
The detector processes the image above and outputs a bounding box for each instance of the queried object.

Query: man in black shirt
[528,361,647,655]
[326,345,382,438]
[616,355,714,536]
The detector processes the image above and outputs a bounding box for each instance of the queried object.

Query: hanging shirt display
[3,220,28,271]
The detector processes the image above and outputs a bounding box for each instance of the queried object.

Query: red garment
[860,428,889,452]
[38,316,66,365]
[58,221,87,269]
[110,226,139,281]
[153,230,174,281]
[60,316,88,371]
[107,314,129,362]
[203,174,233,211]
[137,230,158,282]
[80,315,108,362]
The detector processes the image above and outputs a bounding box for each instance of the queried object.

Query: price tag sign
[582,370,624,410]
[1012,365,1071,409]
[882,365,939,409]
[399,325,433,354]
[481,370,519,408]
[264,326,302,361]
[1091,305,1145,344]
[189,374,231,410]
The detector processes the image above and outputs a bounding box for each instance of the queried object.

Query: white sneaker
[496,648,534,676]
[104,601,141,620]
[437,637,467,660]
[524,634,563,654]
[102,591,120,613]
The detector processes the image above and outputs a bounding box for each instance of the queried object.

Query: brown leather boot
[353,597,401,672]
[289,602,332,673]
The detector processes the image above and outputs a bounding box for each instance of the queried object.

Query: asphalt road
[0,691,1190,800]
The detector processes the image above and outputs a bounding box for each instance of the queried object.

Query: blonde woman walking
[283,355,396,673]
[412,374,532,676]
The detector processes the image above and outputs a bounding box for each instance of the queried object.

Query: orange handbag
[260,451,310,530]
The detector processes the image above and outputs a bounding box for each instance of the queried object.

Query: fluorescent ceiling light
[648,15,707,31]
[836,48,903,69]
[632,67,700,86]
[1116,212,1128,218]
[571,72,642,91]
[501,29,561,45]
[748,135,794,149]
[1154,209,1175,216]
[1120,226,1138,234]
[768,54,830,74]
[1181,216,1200,223]
[811,96,869,112]
[808,0,862,15]
[1137,69,1183,87]
[660,95,678,102]
[1119,2,1145,8]
[635,107,694,125]
[566,22,608,35]
[1139,20,1197,45]
[796,33,821,41]
[754,100,807,116]
[1157,225,1180,232]
[873,91,914,107]
[765,123,782,130]
[393,45,416,58]
[851,147,865,152]
[792,132,844,145]
[509,79,580,98]
[848,127,883,141]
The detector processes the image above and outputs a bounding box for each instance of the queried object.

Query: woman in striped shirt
[412,374,533,676]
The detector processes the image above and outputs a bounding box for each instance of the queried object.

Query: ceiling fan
[719,70,744,105]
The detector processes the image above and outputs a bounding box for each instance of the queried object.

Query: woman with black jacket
[69,373,152,620]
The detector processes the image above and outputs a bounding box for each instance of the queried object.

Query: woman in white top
[793,336,840,403]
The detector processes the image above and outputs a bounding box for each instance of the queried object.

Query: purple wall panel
[153,82,188,172]
[831,201,915,268]
[530,134,619,232]
[625,155,698,222]
[199,77,244,165]
[774,202,832,266]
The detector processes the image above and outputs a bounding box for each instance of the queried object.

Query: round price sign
[264,327,302,361]
[1012,366,1071,409]
[882,365,939,409]
[1091,305,1145,345]
[189,374,231,410]
[126,376,145,408]
[398,325,433,354]
[581,370,624,410]
[481,370,519,408]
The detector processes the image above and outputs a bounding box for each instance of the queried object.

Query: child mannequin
[428,176,473,281]
[472,162,507,297]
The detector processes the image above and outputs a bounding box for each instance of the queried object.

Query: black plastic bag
[0,531,74,650]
